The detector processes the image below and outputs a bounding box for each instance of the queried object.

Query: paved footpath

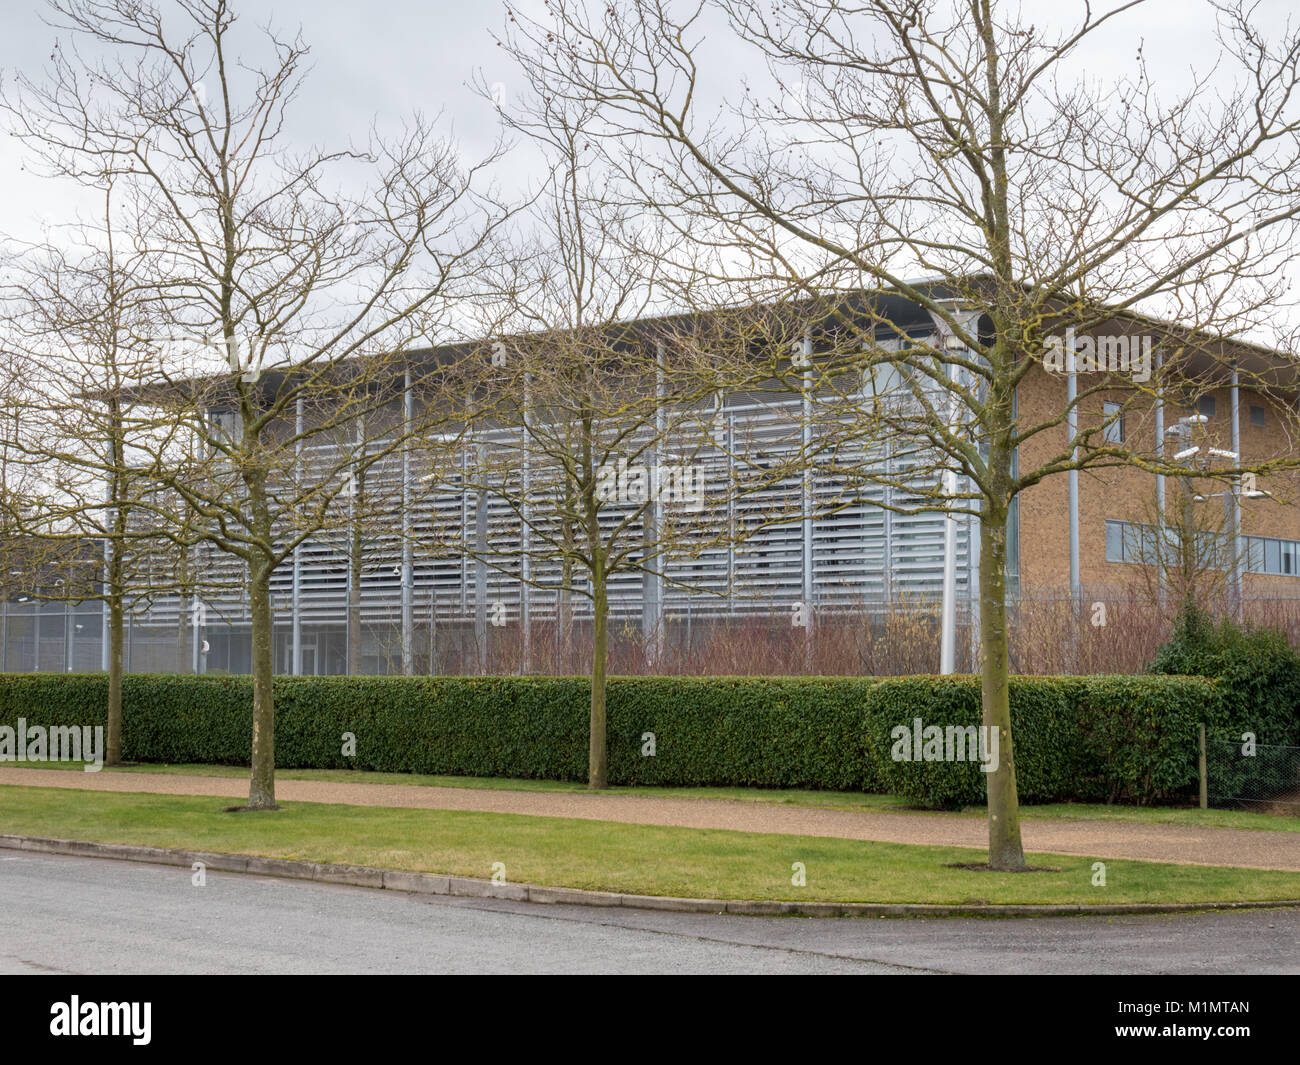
[2,766,1299,871]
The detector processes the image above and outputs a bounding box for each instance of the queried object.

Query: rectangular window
[1102,401,1124,444]
[1110,522,1300,576]
[1105,520,1125,563]
[1124,522,1148,564]
[1198,395,1217,418]
[1251,404,1267,428]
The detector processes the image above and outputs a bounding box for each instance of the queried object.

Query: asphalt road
[2,851,1297,974]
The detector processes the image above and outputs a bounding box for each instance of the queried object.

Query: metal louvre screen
[9,367,979,676]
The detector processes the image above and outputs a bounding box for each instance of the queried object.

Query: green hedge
[867,674,1222,808]
[1149,608,1300,801]
[0,671,1224,804]
[0,673,883,791]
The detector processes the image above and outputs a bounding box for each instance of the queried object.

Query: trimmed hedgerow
[867,674,1222,808]
[0,673,882,790]
[603,676,885,791]
[0,671,1224,804]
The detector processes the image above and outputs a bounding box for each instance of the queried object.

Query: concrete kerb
[2,834,1298,918]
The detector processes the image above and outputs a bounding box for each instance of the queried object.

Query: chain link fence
[1206,738,1300,811]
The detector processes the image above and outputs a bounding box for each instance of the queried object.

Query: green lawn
[7,758,1299,833]
[2,783,1299,905]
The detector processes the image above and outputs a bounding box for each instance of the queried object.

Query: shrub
[867,674,1220,808]
[1150,607,1300,799]
[0,671,1220,804]
[1149,606,1300,745]
[0,673,882,791]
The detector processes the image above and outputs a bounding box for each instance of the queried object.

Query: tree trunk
[979,501,1026,871]
[246,467,278,811]
[588,572,609,789]
[247,556,276,809]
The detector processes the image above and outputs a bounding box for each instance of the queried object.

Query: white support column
[882,435,893,608]
[401,374,414,675]
[292,397,303,675]
[800,333,814,648]
[474,440,489,675]
[1230,368,1242,618]
[190,589,201,674]
[642,346,666,665]
[520,373,533,673]
[725,413,736,607]
[928,306,977,674]
[459,449,469,617]
[940,364,960,675]
[101,481,111,672]
[1067,344,1081,604]
[1154,348,1165,610]
[967,495,980,670]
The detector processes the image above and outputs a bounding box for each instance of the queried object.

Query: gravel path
[3,766,1298,872]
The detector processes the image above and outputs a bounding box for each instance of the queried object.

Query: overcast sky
[0,0,1295,334]
[0,0,521,241]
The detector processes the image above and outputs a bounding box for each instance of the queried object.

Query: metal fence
[1206,738,1300,811]
[0,594,984,677]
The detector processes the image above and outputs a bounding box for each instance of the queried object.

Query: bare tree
[4,0,509,808]
[461,85,742,782]
[0,185,194,763]
[497,0,1300,867]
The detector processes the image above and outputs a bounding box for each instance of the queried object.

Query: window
[1107,518,1246,570]
[1105,520,1124,562]
[1251,404,1267,428]
[1102,401,1124,444]
[1244,536,1300,576]
[1106,519,1156,564]
[1198,395,1216,418]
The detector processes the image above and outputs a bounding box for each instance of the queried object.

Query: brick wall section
[1016,357,1300,598]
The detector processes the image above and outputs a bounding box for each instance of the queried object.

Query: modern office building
[3,288,1298,675]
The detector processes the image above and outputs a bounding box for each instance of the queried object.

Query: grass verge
[5,759,1299,833]
[3,783,1299,905]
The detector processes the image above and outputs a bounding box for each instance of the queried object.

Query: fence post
[1198,723,1208,810]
